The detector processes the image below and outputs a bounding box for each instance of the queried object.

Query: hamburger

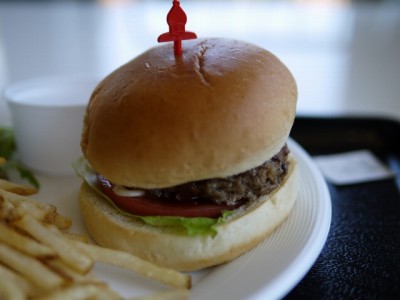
[76,38,298,272]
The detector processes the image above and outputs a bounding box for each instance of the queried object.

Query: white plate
[33,138,331,299]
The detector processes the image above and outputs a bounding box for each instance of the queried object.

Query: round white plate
[33,138,331,299]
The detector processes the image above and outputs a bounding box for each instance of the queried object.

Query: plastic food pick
[157,0,197,55]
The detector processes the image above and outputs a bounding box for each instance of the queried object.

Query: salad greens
[0,127,39,188]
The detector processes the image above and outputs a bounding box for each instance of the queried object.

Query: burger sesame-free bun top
[81,38,297,189]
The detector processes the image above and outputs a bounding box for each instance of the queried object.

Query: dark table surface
[285,116,400,300]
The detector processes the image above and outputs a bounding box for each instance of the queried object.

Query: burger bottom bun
[79,156,298,272]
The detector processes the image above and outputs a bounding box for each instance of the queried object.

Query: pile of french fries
[0,178,190,300]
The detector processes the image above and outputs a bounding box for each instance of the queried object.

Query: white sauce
[112,185,145,197]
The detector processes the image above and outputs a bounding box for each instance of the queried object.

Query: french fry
[1,180,191,299]
[0,263,42,298]
[75,242,192,289]
[46,258,104,285]
[54,213,73,230]
[60,231,90,243]
[1,189,72,229]
[0,189,57,223]
[0,222,55,257]
[0,178,37,195]
[13,214,93,274]
[35,284,121,300]
[17,200,56,224]
[0,243,64,290]
[0,195,19,222]
[0,189,56,212]
[0,264,27,300]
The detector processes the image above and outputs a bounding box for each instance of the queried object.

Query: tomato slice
[97,175,238,218]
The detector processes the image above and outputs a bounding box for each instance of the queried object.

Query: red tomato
[97,175,237,218]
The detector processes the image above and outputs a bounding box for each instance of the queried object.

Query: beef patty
[149,145,290,206]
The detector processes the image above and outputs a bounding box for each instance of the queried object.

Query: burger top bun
[81,38,297,189]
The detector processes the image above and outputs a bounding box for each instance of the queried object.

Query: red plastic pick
[157,0,197,55]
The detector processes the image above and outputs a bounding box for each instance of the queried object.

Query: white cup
[4,75,100,175]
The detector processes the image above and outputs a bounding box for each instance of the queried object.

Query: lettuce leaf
[0,127,39,188]
[141,215,217,237]
[0,127,15,159]
[73,158,232,237]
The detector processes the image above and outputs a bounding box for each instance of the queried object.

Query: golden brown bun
[81,38,297,188]
[79,156,298,272]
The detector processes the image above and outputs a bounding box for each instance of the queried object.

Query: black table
[286,116,400,300]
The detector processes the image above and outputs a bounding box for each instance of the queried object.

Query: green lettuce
[73,158,232,237]
[0,127,39,188]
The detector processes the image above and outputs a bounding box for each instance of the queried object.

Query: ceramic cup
[4,75,100,175]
